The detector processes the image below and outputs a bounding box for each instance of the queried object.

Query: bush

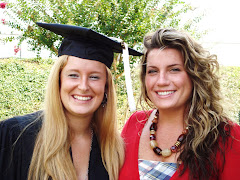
[0,58,52,120]
[219,66,240,123]
[0,58,239,126]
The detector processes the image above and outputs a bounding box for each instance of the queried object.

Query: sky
[0,0,240,66]
[189,0,240,66]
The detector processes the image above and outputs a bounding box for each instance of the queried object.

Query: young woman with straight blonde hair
[0,23,142,180]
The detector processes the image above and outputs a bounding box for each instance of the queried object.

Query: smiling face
[60,56,107,120]
[145,48,193,112]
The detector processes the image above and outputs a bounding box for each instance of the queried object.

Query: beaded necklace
[149,110,189,157]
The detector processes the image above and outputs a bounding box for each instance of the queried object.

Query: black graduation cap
[36,22,143,68]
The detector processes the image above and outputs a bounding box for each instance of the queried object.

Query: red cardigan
[119,110,240,180]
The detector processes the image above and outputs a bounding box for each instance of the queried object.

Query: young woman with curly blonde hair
[119,28,240,180]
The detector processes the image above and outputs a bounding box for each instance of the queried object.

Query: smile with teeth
[73,95,92,101]
[157,91,175,96]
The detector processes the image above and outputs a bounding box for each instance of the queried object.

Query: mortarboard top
[36,22,143,68]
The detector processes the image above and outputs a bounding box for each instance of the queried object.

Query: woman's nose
[156,72,170,86]
[77,78,89,91]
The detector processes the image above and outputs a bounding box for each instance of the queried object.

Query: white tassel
[122,42,136,112]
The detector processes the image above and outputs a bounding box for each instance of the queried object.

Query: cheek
[181,75,193,96]
[96,84,106,94]
[61,77,76,89]
[145,76,153,91]
[59,79,74,99]
[184,74,192,88]
[60,79,67,95]
[89,80,106,95]
[186,79,193,96]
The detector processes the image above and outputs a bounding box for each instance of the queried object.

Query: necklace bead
[149,110,188,157]
[150,140,158,149]
[153,147,162,155]
[162,149,172,157]
[150,134,156,140]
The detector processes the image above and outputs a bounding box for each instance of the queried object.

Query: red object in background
[14,46,21,55]
[1,18,5,24]
[0,2,7,9]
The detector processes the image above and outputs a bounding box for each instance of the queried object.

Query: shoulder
[228,122,240,148]
[128,110,152,122]
[217,121,240,160]
[217,121,240,150]
[0,111,43,153]
[230,122,240,136]
[121,110,153,135]
[0,111,43,139]
[124,110,151,127]
[0,111,43,179]
[216,122,240,178]
[0,111,43,127]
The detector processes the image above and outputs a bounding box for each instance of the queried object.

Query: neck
[149,109,189,157]
[157,108,186,128]
[66,113,93,137]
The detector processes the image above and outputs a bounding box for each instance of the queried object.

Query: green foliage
[219,66,240,122]
[0,59,239,127]
[0,58,52,120]
[1,0,204,118]
[1,0,201,78]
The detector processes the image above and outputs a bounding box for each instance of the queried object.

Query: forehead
[147,48,184,65]
[63,56,107,73]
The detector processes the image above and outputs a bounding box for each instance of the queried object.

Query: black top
[0,111,109,180]
[36,22,143,68]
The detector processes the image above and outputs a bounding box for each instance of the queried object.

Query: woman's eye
[90,75,100,80]
[170,68,180,72]
[68,74,79,78]
[147,69,157,74]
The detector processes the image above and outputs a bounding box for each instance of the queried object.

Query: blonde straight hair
[28,55,124,180]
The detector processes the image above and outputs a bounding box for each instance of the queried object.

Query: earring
[101,93,108,107]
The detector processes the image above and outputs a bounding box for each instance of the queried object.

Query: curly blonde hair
[140,29,231,180]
